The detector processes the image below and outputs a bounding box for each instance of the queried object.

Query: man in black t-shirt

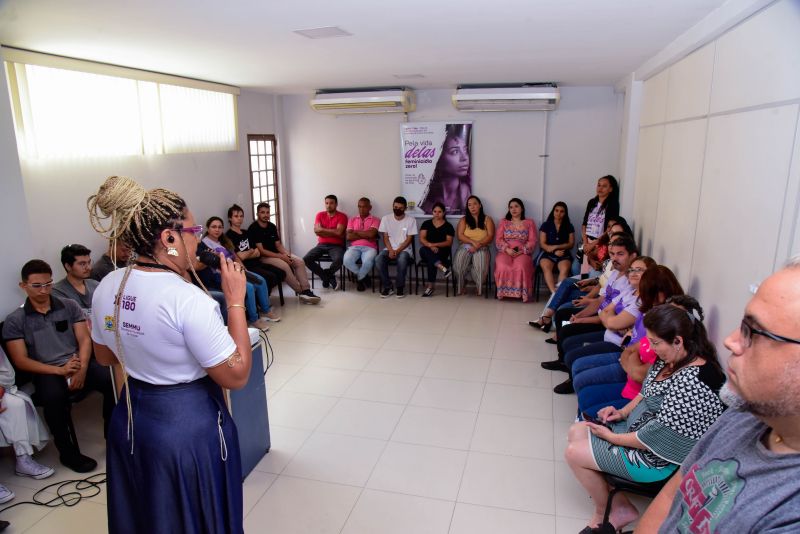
[247,203,320,304]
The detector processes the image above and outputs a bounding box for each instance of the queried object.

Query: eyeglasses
[180,225,203,239]
[27,280,54,290]
[740,318,800,348]
[627,267,646,274]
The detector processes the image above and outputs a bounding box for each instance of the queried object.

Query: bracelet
[227,304,246,311]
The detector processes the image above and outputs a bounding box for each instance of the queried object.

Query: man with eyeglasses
[2,260,113,474]
[637,257,800,532]
[53,244,98,320]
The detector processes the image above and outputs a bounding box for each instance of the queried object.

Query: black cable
[260,330,274,376]
[0,472,106,515]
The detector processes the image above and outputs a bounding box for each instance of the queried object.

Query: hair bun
[92,176,147,216]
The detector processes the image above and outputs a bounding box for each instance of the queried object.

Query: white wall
[0,50,34,312]
[628,0,800,351]
[279,87,622,254]
[0,76,275,314]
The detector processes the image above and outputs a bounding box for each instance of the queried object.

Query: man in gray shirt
[637,258,800,533]
[52,244,98,316]
[90,239,131,282]
[3,260,113,474]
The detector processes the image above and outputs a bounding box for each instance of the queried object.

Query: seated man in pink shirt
[303,195,348,290]
[343,197,380,292]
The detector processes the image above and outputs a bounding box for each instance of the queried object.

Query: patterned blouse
[625,359,725,466]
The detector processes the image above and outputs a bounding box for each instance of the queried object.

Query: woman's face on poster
[441,136,469,177]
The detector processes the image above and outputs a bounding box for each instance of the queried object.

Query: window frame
[247,134,280,233]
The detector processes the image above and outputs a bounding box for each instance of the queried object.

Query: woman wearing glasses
[574,266,685,417]
[553,257,656,394]
[564,298,725,533]
[197,216,278,330]
[88,176,251,534]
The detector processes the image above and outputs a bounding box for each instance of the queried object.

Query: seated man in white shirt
[375,196,418,299]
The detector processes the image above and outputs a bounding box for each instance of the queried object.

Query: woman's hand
[554,249,565,257]
[430,246,439,254]
[583,241,597,254]
[586,422,615,442]
[597,406,624,422]
[219,252,247,308]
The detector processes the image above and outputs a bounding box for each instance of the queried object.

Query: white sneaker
[15,454,55,480]
[0,484,13,504]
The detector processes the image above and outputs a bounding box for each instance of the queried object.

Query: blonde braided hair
[87,176,190,453]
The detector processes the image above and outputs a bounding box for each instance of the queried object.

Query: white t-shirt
[91,269,236,385]
[379,214,418,252]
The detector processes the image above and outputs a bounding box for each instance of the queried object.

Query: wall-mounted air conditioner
[452,83,560,112]
[310,88,415,115]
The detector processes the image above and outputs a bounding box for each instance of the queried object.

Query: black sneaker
[322,279,330,289]
[362,274,371,287]
[422,287,434,297]
[553,378,574,394]
[357,279,366,292]
[329,276,338,290]
[380,286,394,298]
[541,360,568,372]
[60,451,97,473]
[442,266,452,279]
[396,287,405,298]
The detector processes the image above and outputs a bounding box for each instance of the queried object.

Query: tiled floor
[0,286,649,533]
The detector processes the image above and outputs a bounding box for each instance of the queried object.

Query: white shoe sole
[16,467,55,480]
[0,492,13,504]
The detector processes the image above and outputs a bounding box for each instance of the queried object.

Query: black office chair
[309,251,346,291]
[595,473,672,534]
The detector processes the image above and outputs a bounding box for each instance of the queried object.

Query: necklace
[133,259,180,276]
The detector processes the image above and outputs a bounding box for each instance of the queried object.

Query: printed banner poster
[401,121,472,215]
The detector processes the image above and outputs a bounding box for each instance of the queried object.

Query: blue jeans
[564,338,621,372]
[545,277,583,313]
[343,246,378,280]
[579,383,628,418]
[573,355,626,392]
[375,249,412,289]
[245,271,271,322]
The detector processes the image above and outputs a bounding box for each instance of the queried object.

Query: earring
[167,247,179,256]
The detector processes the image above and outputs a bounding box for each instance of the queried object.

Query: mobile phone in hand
[582,412,611,428]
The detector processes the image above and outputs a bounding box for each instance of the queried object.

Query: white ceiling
[0,0,728,93]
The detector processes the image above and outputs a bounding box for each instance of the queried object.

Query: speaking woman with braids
[88,176,252,534]
[564,297,725,533]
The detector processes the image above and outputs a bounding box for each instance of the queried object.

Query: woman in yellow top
[453,195,495,295]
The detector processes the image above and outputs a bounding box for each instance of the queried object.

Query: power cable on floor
[0,472,106,515]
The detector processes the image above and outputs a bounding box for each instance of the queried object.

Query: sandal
[529,316,553,332]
